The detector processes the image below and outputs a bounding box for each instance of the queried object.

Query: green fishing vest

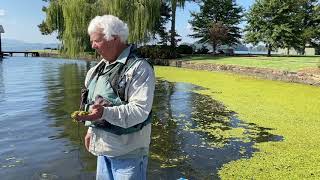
[84,48,153,135]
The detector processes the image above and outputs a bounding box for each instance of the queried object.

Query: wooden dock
[0,25,40,58]
[0,51,40,57]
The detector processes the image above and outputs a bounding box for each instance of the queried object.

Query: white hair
[88,15,129,43]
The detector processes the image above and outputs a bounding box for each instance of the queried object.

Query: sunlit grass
[155,66,320,179]
[31,49,60,54]
[181,55,320,72]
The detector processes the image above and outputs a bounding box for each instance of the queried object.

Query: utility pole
[0,25,4,58]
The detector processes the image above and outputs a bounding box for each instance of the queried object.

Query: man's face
[90,31,116,60]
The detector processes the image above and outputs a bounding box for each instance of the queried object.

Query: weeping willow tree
[99,0,161,42]
[40,0,102,57]
[40,0,161,57]
[39,0,64,39]
[62,0,95,56]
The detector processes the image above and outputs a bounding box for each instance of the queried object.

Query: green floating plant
[156,66,320,179]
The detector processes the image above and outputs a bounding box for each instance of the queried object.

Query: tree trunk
[0,33,2,54]
[212,42,216,55]
[0,33,2,58]
[170,0,177,56]
[287,47,290,55]
[267,44,272,57]
[302,44,306,55]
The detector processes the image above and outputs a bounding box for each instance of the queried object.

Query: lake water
[0,57,281,180]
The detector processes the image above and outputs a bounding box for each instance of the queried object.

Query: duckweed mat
[155,66,320,179]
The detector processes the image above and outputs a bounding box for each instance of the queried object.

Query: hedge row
[137,45,210,59]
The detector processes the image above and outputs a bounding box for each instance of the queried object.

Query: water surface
[0,57,281,180]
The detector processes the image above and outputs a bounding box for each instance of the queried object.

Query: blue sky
[176,0,253,44]
[0,0,253,44]
[0,0,59,43]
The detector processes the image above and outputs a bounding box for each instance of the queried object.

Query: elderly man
[76,15,155,180]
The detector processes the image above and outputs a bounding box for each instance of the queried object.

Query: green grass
[31,50,98,60]
[155,66,320,179]
[31,49,60,54]
[181,55,320,72]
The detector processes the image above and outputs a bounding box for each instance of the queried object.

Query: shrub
[195,46,209,54]
[177,44,193,54]
[137,45,181,59]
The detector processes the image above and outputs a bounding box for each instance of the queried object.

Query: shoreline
[39,51,99,62]
[38,52,320,86]
[170,60,320,86]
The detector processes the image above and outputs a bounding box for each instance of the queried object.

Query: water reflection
[42,61,97,175]
[149,80,283,179]
[0,57,96,180]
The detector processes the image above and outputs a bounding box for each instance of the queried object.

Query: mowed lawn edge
[155,66,320,179]
[181,55,320,72]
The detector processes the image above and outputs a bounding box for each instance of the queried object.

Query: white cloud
[187,23,192,31]
[0,9,5,16]
[186,23,192,30]
[186,23,194,35]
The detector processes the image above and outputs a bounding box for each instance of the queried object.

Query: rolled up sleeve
[101,60,155,128]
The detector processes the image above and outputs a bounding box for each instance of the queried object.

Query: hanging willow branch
[41,0,161,57]
[62,0,95,57]
[45,0,64,39]
[99,0,161,43]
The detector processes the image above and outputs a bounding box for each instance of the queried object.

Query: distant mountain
[1,38,60,51]
[180,42,212,51]
[232,44,249,51]
[249,45,268,52]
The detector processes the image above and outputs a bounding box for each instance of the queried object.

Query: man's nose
[92,42,97,49]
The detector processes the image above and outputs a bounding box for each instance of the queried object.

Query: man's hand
[84,132,91,152]
[76,104,104,121]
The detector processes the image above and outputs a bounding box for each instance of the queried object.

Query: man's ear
[111,35,118,41]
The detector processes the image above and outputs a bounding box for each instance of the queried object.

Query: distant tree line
[39,0,320,57]
[245,0,320,56]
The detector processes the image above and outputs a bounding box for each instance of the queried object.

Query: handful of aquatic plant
[71,111,90,122]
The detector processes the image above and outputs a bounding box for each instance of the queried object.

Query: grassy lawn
[156,66,320,179]
[181,55,320,72]
[31,49,60,54]
[31,50,98,60]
